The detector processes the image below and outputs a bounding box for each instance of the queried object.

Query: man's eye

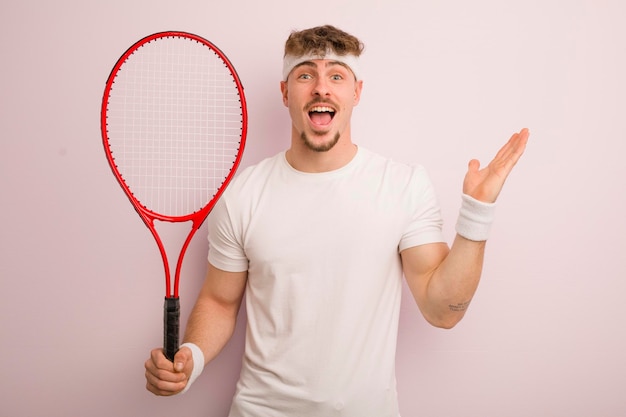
[298,73,312,80]
[331,74,344,81]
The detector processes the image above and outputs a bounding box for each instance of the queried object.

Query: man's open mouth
[308,106,336,126]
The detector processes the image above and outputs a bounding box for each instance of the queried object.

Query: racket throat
[152,219,197,298]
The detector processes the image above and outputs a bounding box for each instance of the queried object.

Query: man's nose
[312,77,330,96]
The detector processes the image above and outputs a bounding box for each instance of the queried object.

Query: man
[145,25,528,416]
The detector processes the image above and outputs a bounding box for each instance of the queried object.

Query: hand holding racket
[101,32,247,361]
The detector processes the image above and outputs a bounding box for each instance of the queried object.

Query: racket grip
[163,297,180,362]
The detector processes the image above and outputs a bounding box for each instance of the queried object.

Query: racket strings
[106,36,243,217]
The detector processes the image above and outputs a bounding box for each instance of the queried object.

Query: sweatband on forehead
[282,52,361,81]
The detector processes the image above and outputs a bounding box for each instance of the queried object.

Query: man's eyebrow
[293,61,317,71]
[327,61,352,72]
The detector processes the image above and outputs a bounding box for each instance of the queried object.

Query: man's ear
[353,80,363,105]
[280,81,288,107]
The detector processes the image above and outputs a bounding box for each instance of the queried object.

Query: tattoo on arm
[448,300,471,312]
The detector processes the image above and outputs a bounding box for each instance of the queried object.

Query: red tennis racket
[100,31,247,361]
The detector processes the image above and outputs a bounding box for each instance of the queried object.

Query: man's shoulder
[242,151,284,173]
[357,147,427,178]
[230,152,285,187]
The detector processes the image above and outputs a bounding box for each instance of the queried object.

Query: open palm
[463,128,529,203]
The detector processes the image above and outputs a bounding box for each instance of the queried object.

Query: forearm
[181,263,247,366]
[421,192,495,327]
[422,235,486,328]
[182,296,241,365]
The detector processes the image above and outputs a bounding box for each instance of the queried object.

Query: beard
[301,131,341,152]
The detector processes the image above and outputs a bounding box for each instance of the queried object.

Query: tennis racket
[100,31,247,361]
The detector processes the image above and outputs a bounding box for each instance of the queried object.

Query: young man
[145,25,529,416]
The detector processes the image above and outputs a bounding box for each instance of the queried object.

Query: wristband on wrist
[179,342,205,394]
[455,194,496,241]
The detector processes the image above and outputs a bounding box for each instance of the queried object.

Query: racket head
[101,31,247,225]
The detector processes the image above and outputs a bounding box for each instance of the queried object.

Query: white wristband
[455,194,496,241]
[179,342,205,394]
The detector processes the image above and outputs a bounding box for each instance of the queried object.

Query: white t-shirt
[208,147,445,417]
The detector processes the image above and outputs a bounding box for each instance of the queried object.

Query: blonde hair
[284,25,364,58]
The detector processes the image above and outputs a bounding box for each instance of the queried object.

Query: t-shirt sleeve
[207,195,249,272]
[398,166,446,251]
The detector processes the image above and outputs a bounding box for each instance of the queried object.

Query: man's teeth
[310,106,334,113]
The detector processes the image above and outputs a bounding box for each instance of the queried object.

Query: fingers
[508,128,529,156]
[514,128,530,156]
[144,348,188,396]
[490,128,529,172]
[504,128,529,169]
[472,128,529,172]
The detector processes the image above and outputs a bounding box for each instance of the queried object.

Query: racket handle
[163,297,180,362]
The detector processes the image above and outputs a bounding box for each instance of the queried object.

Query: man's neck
[285,139,358,173]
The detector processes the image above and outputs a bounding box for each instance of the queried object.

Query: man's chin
[302,131,340,152]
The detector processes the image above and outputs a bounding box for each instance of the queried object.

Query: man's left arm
[402,128,529,329]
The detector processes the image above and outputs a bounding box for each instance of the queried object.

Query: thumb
[173,346,192,373]
[467,158,480,173]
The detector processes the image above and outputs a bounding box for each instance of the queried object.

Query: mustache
[304,99,338,111]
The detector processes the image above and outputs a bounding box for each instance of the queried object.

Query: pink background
[1,0,624,416]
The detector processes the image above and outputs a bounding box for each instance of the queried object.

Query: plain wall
[1,0,625,416]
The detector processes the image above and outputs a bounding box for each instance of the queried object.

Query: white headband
[282,51,361,81]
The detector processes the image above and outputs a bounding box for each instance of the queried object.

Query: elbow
[424,312,465,330]
[434,319,461,330]
[426,299,473,329]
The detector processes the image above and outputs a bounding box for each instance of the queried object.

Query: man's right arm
[145,262,247,396]
[183,262,248,363]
